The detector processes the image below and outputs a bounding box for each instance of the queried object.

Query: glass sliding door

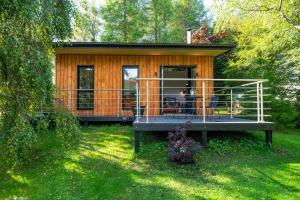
[160,66,196,114]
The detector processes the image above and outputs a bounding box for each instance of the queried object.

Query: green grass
[1,125,300,200]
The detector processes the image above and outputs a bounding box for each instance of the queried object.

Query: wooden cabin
[54,42,233,121]
[54,42,276,151]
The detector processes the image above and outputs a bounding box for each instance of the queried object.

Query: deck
[133,116,274,131]
[133,116,275,152]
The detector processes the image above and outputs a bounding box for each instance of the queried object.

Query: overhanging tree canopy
[0,0,78,167]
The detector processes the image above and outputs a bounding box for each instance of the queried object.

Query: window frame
[76,65,94,111]
[122,65,139,110]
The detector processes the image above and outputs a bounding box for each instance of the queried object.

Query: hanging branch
[239,0,300,30]
[277,0,300,30]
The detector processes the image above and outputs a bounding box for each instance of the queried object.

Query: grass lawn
[1,125,300,200]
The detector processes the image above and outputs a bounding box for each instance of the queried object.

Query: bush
[167,122,202,164]
[55,106,81,147]
[0,107,81,169]
[208,137,267,155]
[296,91,300,128]
[1,115,36,168]
[270,99,297,129]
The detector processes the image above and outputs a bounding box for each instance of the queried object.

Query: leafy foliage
[101,0,147,42]
[1,115,36,168]
[296,91,300,127]
[213,0,300,128]
[167,122,201,164]
[208,137,267,155]
[55,106,81,147]
[144,0,174,42]
[76,0,207,43]
[192,20,228,44]
[73,0,102,41]
[270,98,298,129]
[0,0,80,168]
[170,0,206,42]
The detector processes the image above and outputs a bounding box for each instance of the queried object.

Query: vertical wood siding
[55,55,214,116]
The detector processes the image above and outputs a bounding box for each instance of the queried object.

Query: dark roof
[54,42,234,50]
[54,42,234,56]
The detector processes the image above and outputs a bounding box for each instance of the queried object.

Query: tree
[170,0,206,42]
[0,0,79,167]
[101,0,147,42]
[144,0,174,42]
[74,0,102,41]
[213,0,300,127]
[99,0,208,43]
[191,20,228,44]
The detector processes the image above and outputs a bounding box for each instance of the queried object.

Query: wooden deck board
[133,116,274,131]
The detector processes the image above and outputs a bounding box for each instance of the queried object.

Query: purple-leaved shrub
[167,122,202,164]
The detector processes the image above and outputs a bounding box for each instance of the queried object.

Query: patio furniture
[123,95,134,110]
[131,105,145,116]
[185,96,197,115]
[162,97,180,117]
[207,96,220,119]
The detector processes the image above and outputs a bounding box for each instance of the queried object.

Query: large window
[77,66,94,110]
[122,66,138,110]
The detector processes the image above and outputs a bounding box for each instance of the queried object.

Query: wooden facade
[54,43,232,119]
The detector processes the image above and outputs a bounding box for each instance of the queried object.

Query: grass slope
[0,125,299,200]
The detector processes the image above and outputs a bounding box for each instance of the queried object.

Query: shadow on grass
[1,126,300,199]
[0,125,182,200]
[137,130,300,199]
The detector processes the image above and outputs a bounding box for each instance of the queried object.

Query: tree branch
[276,0,300,30]
[239,0,300,30]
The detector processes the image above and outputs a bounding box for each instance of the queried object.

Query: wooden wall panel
[55,55,214,117]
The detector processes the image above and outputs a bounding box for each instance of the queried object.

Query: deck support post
[134,131,140,153]
[201,131,208,148]
[265,130,272,147]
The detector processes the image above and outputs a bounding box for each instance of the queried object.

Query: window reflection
[77,66,94,110]
[122,67,138,110]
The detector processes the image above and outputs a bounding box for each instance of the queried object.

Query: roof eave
[53,42,234,56]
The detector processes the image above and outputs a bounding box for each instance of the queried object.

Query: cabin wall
[55,55,214,117]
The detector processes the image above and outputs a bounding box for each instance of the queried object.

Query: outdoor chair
[123,95,134,110]
[185,96,197,118]
[206,96,220,119]
[162,97,180,117]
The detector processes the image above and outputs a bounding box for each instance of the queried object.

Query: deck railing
[135,78,271,123]
[54,78,271,123]
[55,88,137,117]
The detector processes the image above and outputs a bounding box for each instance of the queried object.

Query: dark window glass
[77,66,94,110]
[122,66,138,110]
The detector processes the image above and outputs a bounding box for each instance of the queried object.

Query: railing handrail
[58,88,135,91]
[136,78,268,82]
[54,78,270,123]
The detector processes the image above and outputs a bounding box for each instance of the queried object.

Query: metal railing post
[136,82,139,122]
[260,82,264,122]
[146,80,149,123]
[117,90,120,117]
[68,89,71,111]
[202,81,206,123]
[230,89,233,118]
[256,82,260,122]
